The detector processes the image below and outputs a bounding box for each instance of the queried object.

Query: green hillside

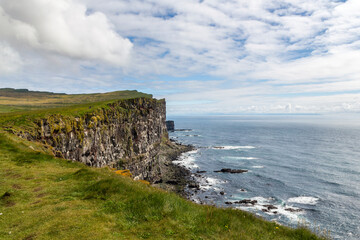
[0,88,151,113]
[0,89,326,240]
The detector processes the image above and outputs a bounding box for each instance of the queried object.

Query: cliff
[2,95,191,185]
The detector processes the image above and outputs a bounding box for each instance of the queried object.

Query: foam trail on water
[287,196,319,205]
[213,146,256,150]
[225,156,258,160]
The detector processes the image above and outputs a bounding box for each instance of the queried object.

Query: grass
[0,88,152,113]
[0,132,326,240]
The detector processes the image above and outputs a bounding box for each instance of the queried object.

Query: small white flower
[9,231,11,234]
[22,211,24,213]
[0,213,3,215]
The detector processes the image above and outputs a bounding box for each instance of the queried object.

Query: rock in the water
[214,168,248,173]
[166,120,175,131]
[234,199,257,205]
[285,208,302,212]
[220,191,225,195]
[188,183,200,190]
[225,201,233,205]
[196,170,207,173]
[263,204,278,210]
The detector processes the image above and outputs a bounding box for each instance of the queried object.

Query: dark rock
[166,121,175,131]
[263,204,278,210]
[225,201,233,205]
[196,170,207,173]
[234,199,257,205]
[188,183,199,189]
[285,208,302,212]
[166,180,179,185]
[220,191,225,195]
[214,168,248,173]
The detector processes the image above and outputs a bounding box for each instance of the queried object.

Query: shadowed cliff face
[20,98,178,183]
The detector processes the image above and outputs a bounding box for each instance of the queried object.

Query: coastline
[153,139,197,198]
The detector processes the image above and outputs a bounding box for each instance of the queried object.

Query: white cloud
[2,0,360,114]
[0,42,22,74]
[0,0,132,66]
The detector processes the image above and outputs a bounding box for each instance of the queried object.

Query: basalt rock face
[19,98,183,183]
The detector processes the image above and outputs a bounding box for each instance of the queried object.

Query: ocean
[168,116,360,240]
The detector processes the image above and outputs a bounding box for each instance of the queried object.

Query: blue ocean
[168,116,360,240]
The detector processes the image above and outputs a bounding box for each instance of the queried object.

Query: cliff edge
[0,90,192,190]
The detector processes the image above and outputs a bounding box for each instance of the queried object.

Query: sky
[1,0,360,115]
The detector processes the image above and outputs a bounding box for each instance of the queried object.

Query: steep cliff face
[20,98,182,183]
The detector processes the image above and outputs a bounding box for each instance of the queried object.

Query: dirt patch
[36,193,47,198]
[6,201,16,207]
[31,200,41,205]
[0,192,16,207]
[23,234,36,240]
[33,187,43,192]
[10,174,22,179]
[12,184,22,189]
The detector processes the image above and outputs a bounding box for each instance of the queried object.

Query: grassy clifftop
[0,88,151,113]
[0,89,154,136]
[0,89,325,239]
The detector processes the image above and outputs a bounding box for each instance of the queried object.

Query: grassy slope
[0,133,323,240]
[0,89,325,239]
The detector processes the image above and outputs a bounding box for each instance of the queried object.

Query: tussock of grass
[0,132,326,240]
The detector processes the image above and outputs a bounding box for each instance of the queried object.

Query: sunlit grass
[0,89,152,114]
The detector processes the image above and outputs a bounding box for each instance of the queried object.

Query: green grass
[0,132,326,240]
[0,88,152,113]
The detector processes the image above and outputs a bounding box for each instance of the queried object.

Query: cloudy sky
[1,0,360,115]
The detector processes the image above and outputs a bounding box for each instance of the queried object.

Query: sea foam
[173,150,199,170]
[287,196,319,205]
[225,156,258,160]
[213,146,256,150]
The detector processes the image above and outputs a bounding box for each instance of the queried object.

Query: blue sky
[1,0,360,115]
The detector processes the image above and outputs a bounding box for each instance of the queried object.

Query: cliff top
[0,88,152,113]
[0,89,157,135]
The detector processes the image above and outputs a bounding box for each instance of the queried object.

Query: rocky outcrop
[17,98,190,184]
[214,168,248,173]
[166,120,175,131]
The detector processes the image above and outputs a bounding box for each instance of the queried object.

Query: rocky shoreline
[165,144,306,216]
[152,139,196,198]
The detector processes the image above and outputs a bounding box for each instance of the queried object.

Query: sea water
[168,116,360,240]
